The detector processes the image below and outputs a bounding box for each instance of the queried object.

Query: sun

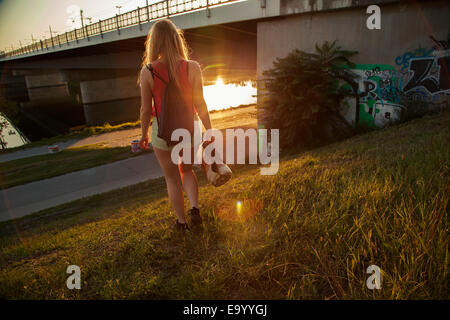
[215,77,225,86]
[203,77,256,111]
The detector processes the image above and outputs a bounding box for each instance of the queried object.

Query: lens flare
[236,200,243,214]
[217,199,263,221]
[203,77,256,111]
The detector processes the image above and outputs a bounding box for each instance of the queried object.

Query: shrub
[259,41,359,149]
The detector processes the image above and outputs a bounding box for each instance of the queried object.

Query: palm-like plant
[259,41,359,149]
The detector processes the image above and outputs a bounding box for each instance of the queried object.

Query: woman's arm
[139,66,153,149]
[190,61,212,131]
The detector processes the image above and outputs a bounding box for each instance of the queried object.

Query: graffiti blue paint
[394,46,434,72]
[341,46,449,128]
[401,54,450,102]
[339,42,450,129]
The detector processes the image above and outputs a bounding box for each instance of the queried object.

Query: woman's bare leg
[179,162,199,209]
[153,147,187,223]
[178,147,199,209]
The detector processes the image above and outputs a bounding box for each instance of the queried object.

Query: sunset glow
[203,77,256,111]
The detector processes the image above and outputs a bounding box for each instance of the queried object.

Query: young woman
[138,19,213,232]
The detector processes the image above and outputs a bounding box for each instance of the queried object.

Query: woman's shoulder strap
[185,60,189,77]
[146,63,167,84]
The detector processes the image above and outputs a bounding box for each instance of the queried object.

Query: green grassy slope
[0,110,448,299]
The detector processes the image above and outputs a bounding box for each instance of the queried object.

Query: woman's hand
[139,134,149,150]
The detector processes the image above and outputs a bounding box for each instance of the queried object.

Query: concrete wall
[80,75,141,125]
[279,0,400,15]
[25,72,70,101]
[0,71,28,101]
[258,1,449,74]
[18,70,85,133]
[257,0,450,128]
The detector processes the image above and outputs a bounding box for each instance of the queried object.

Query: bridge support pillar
[80,75,140,126]
[19,70,84,134]
[25,71,70,101]
[0,69,28,101]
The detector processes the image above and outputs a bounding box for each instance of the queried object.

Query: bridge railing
[4,0,242,58]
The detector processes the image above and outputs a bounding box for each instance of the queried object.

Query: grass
[0,143,152,189]
[0,110,448,299]
[0,120,141,154]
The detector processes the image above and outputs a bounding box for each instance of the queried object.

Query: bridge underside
[0,21,257,134]
[5,20,257,79]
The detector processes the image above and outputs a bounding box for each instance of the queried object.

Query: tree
[259,41,359,149]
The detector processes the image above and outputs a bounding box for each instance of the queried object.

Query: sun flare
[203,77,256,111]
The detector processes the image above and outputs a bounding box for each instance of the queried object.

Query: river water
[0,113,28,149]
[0,78,256,149]
[203,78,257,111]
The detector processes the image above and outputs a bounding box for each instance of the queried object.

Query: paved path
[0,152,163,222]
[0,128,142,163]
[0,139,80,163]
[0,106,257,222]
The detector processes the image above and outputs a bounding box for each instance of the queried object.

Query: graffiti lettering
[403,58,440,93]
[359,79,377,99]
[341,64,403,128]
[395,47,434,72]
[402,55,449,101]
[341,45,449,129]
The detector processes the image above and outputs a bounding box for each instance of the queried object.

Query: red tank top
[150,59,196,117]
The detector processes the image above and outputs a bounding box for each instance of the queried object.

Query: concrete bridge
[0,0,448,135]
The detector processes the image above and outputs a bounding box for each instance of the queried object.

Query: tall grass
[0,110,448,299]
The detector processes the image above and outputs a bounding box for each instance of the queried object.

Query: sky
[0,0,161,52]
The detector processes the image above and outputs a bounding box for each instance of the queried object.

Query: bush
[259,41,359,149]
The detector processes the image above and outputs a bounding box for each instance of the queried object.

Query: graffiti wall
[342,43,450,128]
[343,64,403,128]
[397,49,449,103]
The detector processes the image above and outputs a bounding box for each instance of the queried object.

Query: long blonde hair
[140,19,189,89]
